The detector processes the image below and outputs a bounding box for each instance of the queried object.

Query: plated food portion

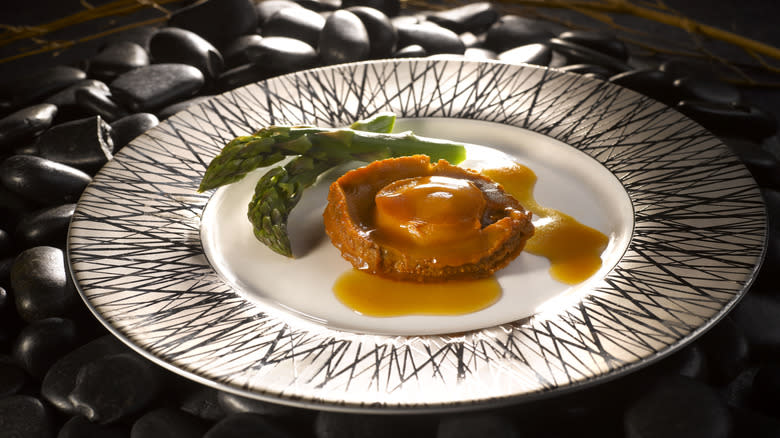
[69,59,765,410]
[198,114,615,324]
[324,154,534,282]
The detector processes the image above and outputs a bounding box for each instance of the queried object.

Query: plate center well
[199,118,634,335]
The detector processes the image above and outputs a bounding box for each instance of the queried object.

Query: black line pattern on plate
[68,60,766,411]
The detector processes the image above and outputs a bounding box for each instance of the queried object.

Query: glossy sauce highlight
[334,160,609,317]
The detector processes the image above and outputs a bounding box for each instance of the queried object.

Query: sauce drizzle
[333,160,610,317]
[483,162,608,285]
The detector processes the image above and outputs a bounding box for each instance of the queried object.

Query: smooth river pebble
[34,115,114,174]
[0,155,91,206]
[0,104,58,151]
[319,10,370,65]
[10,246,78,322]
[12,317,79,379]
[261,7,326,48]
[150,27,225,81]
[110,63,205,112]
[88,41,150,82]
[168,0,258,49]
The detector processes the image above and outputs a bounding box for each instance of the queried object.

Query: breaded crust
[323,155,534,282]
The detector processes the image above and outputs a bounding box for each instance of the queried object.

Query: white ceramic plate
[68,59,766,412]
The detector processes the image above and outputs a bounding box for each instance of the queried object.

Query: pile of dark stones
[0,0,779,437]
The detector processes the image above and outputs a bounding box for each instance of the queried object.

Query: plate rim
[66,58,768,413]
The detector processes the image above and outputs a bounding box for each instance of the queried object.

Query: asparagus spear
[247,156,338,256]
[198,113,467,257]
[199,113,396,192]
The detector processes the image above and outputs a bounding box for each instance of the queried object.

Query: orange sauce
[482,163,608,285]
[333,160,609,317]
[333,270,501,317]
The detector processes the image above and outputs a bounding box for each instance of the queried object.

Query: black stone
[74,85,127,122]
[757,189,780,289]
[315,412,435,438]
[458,31,483,49]
[131,407,209,438]
[205,413,296,438]
[58,415,130,438]
[68,352,163,424]
[557,63,615,78]
[731,293,780,354]
[150,27,225,81]
[34,115,114,174]
[0,98,11,117]
[526,375,633,427]
[346,6,397,58]
[246,36,318,75]
[6,65,86,107]
[89,41,150,82]
[0,255,15,286]
[217,391,304,417]
[177,385,226,422]
[261,7,326,49]
[110,113,159,151]
[10,246,78,322]
[342,0,400,17]
[550,38,632,76]
[0,104,58,151]
[12,317,79,379]
[0,354,26,398]
[623,376,730,438]
[427,2,499,34]
[697,316,750,383]
[394,44,426,58]
[256,0,303,24]
[0,395,54,438]
[658,58,720,81]
[44,79,110,108]
[0,283,8,309]
[676,101,777,141]
[14,203,76,249]
[319,10,370,65]
[546,50,568,69]
[110,63,205,112]
[731,407,780,438]
[436,413,518,438]
[41,335,127,415]
[659,343,708,380]
[217,63,271,92]
[395,22,465,55]
[752,362,780,417]
[0,256,14,288]
[0,325,18,356]
[292,0,341,12]
[557,30,628,61]
[463,47,497,60]
[168,0,258,50]
[498,43,552,66]
[391,14,423,27]
[673,76,741,105]
[722,366,759,409]
[723,137,780,189]
[222,35,265,68]
[609,68,680,105]
[157,95,214,120]
[484,15,554,53]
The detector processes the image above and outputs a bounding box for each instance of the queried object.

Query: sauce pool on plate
[333,270,502,317]
[483,162,609,285]
[333,160,609,317]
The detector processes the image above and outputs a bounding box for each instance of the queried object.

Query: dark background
[1,0,778,115]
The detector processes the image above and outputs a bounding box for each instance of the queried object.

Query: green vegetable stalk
[198,113,467,257]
